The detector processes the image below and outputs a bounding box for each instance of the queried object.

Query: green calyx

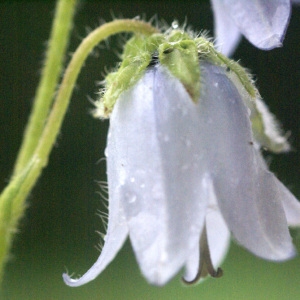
[94,30,201,118]
[93,24,290,153]
[158,38,200,103]
[94,28,260,119]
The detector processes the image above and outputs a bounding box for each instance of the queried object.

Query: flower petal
[198,63,295,261]
[280,185,300,227]
[212,0,291,50]
[254,151,300,227]
[184,174,230,283]
[210,0,242,56]
[205,178,231,268]
[228,72,290,153]
[63,168,128,286]
[109,65,209,285]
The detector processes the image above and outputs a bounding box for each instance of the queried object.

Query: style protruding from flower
[63,24,300,287]
[210,0,292,56]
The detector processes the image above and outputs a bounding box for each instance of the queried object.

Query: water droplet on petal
[130,177,135,183]
[172,21,179,29]
[161,250,168,262]
[104,148,108,157]
[163,135,170,142]
[129,195,137,203]
[181,164,189,171]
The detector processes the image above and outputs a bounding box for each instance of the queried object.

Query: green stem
[13,0,77,175]
[34,19,159,164]
[0,18,158,285]
[0,0,77,284]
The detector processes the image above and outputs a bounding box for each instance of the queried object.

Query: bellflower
[211,0,292,56]
[63,29,300,287]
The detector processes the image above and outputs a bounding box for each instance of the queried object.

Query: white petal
[228,72,290,153]
[264,173,300,227]
[109,65,208,285]
[198,63,295,261]
[211,0,242,56]
[184,174,230,282]
[206,179,231,268]
[183,243,200,283]
[255,151,300,227]
[218,0,291,49]
[63,160,128,286]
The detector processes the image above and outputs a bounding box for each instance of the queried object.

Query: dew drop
[161,250,168,262]
[185,139,191,148]
[163,135,170,142]
[130,177,135,183]
[181,164,189,171]
[104,148,108,157]
[172,21,179,29]
[181,107,188,116]
[129,195,137,203]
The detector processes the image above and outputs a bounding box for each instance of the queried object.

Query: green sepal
[97,36,151,117]
[159,38,200,103]
[95,34,166,117]
[94,30,202,118]
[195,37,257,99]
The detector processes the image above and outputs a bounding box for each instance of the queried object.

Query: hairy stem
[0,0,77,284]
[13,0,77,174]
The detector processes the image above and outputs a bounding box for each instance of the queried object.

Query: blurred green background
[0,1,299,299]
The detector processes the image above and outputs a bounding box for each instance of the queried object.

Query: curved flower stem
[32,19,159,163]
[14,0,77,175]
[0,18,158,285]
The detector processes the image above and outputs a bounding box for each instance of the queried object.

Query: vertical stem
[13,0,77,174]
[0,0,77,284]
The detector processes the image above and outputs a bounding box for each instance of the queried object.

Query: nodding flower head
[63,26,300,287]
[210,0,292,55]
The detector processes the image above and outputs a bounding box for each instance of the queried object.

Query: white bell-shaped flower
[63,61,300,286]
